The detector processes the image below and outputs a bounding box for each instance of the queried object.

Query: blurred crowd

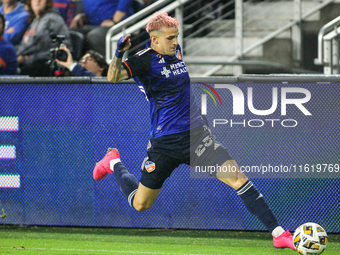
[0,0,153,77]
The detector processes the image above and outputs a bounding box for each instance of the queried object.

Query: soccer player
[93,12,295,250]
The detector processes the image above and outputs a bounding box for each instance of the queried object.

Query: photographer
[56,45,108,77]
[16,0,72,76]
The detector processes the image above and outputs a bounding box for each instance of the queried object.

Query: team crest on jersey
[156,54,162,58]
[175,50,182,60]
[145,161,156,173]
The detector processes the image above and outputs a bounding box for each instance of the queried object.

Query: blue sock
[237,180,279,233]
[113,162,139,207]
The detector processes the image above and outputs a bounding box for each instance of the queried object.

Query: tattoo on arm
[108,56,123,82]
[107,54,129,83]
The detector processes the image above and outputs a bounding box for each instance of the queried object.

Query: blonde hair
[146,12,179,33]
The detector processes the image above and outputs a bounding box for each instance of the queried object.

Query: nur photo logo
[198,84,312,128]
[198,83,222,115]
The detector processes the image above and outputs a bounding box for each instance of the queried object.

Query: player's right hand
[116,35,131,58]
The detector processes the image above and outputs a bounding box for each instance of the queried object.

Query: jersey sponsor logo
[145,161,156,173]
[161,66,171,78]
[169,61,188,76]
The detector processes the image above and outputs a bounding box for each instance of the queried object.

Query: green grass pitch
[0,226,339,254]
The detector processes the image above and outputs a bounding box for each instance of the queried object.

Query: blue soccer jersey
[122,44,205,138]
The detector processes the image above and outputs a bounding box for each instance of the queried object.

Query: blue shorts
[140,125,233,189]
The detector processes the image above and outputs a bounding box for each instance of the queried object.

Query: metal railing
[105,0,335,75]
[105,0,189,63]
[314,15,340,74]
[314,15,340,66]
[201,0,335,76]
[317,26,340,74]
[183,57,318,74]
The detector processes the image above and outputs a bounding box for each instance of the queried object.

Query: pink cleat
[93,148,120,181]
[273,230,296,250]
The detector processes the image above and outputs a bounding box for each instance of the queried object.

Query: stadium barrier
[0,75,339,232]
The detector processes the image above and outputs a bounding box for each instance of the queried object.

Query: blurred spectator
[133,0,154,13]
[0,13,18,75]
[53,0,75,26]
[56,44,108,76]
[16,0,72,76]
[69,0,134,56]
[0,0,29,45]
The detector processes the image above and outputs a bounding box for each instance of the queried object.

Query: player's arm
[108,35,131,83]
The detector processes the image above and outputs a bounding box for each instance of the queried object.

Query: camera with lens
[50,34,68,61]
[48,34,70,76]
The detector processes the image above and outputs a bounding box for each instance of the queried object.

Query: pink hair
[146,12,179,33]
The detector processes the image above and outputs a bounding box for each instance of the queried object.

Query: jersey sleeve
[122,49,152,78]
[117,0,134,13]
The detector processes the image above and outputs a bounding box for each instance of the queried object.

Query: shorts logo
[145,161,156,173]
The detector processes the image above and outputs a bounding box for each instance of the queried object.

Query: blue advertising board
[0,78,339,232]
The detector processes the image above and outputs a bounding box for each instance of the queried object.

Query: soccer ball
[293,222,328,255]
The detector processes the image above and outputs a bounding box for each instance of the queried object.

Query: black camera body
[50,34,68,61]
[48,34,69,76]
[55,49,68,62]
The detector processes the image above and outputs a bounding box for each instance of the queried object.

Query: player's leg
[216,159,280,232]
[93,146,179,212]
[215,159,248,190]
[136,151,181,210]
[216,158,295,250]
[93,148,140,208]
[190,126,295,250]
[132,183,161,212]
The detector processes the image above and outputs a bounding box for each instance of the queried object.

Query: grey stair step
[184,37,263,57]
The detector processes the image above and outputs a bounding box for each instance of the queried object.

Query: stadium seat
[69,30,84,61]
[132,0,144,13]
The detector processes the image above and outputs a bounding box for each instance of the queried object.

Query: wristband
[115,36,126,58]
[115,49,124,58]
